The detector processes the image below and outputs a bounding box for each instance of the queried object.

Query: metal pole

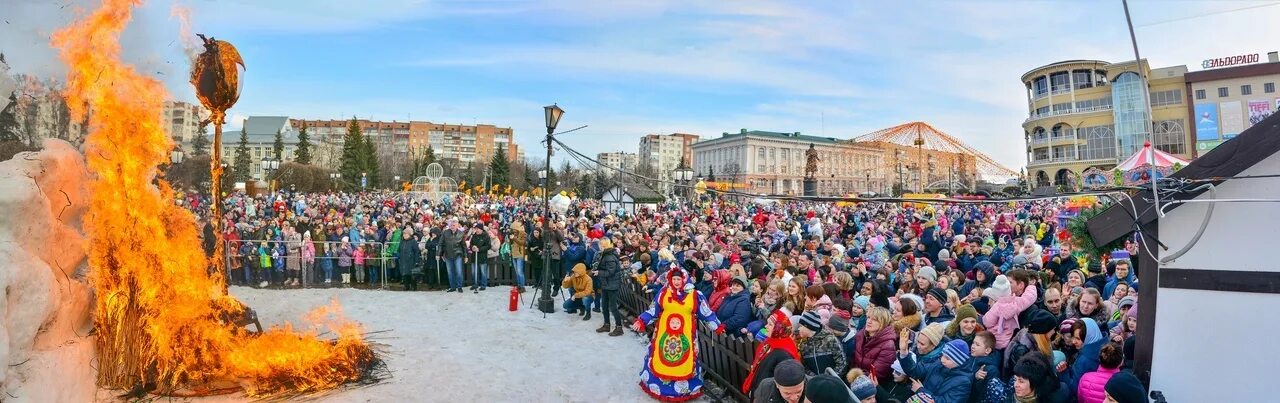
[538,128,555,314]
[1122,0,1162,214]
[210,112,227,293]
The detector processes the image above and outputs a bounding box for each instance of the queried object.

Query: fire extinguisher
[509,286,519,312]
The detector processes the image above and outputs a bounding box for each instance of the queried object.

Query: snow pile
[232,286,691,403]
[0,139,96,402]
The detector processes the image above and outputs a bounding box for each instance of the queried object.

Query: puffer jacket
[982,285,1038,350]
[596,248,622,291]
[561,264,594,299]
[852,326,898,382]
[1076,366,1120,403]
[716,291,754,335]
[898,350,973,403]
[798,330,847,376]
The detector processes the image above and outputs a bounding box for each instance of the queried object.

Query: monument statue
[804,143,819,179]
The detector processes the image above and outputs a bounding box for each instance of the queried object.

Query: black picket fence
[617,278,758,403]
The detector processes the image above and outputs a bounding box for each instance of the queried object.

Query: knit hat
[827,314,850,334]
[1104,371,1147,403]
[849,371,876,400]
[926,287,948,306]
[1118,295,1137,311]
[942,339,970,366]
[938,249,951,260]
[919,323,946,347]
[731,276,749,289]
[1059,318,1078,335]
[799,311,824,333]
[804,373,854,403]
[1026,309,1057,334]
[853,296,871,312]
[946,304,979,336]
[1013,353,1051,383]
[983,275,1011,299]
[1010,255,1029,267]
[773,359,806,387]
[917,265,938,283]
[1126,304,1139,320]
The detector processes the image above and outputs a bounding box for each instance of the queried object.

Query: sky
[5,0,1280,171]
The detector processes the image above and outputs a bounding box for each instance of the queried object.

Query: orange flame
[52,0,372,396]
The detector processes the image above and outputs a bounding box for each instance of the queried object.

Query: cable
[1159,184,1214,264]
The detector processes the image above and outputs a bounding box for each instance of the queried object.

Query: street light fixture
[170,149,185,164]
[538,104,563,315]
[672,164,693,202]
[261,159,280,192]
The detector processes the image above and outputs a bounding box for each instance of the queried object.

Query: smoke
[0,0,195,100]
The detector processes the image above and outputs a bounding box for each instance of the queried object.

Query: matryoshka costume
[633,268,723,402]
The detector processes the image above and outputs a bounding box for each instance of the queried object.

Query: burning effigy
[0,0,388,398]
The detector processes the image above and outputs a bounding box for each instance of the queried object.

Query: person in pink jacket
[1077,342,1123,403]
[982,270,1039,350]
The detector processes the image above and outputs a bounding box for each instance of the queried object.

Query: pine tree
[273,128,285,160]
[232,126,251,183]
[294,121,312,164]
[339,118,364,188]
[424,144,436,164]
[190,122,210,156]
[488,144,510,187]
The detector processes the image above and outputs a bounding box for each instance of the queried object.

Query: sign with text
[1202,53,1260,69]
[1194,103,1219,141]
[1248,100,1272,127]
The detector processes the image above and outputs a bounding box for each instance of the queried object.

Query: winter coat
[337,245,353,267]
[398,234,422,275]
[924,306,955,326]
[708,271,733,311]
[1076,366,1119,403]
[853,326,898,382]
[1045,254,1079,282]
[439,228,466,259]
[982,286,1038,350]
[967,353,1002,403]
[561,264,594,299]
[510,229,527,259]
[898,350,973,403]
[798,330,847,376]
[596,248,623,291]
[717,290,754,336]
[752,377,807,403]
[561,241,586,271]
[470,231,491,259]
[486,233,501,259]
[961,261,997,298]
[1065,318,1105,391]
[1103,272,1137,300]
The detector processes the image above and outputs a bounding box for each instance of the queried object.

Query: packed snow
[231,286,687,403]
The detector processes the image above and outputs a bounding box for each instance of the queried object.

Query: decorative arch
[1051,123,1073,138]
[1054,169,1078,192]
[1035,170,1051,187]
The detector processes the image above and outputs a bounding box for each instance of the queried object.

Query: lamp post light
[672,164,693,203]
[260,159,280,193]
[538,104,563,315]
[330,172,341,190]
[171,149,185,165]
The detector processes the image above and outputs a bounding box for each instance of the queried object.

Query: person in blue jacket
[1103,259,1137,300]
[1063,317,1106,393]
[897,330,973,403]
[716,276,754,336]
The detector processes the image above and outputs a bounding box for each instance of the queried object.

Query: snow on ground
[232,286,685,403]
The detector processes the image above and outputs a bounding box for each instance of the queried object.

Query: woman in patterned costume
[632,268,723,402]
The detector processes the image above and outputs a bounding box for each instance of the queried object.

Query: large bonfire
[51,0,380,397]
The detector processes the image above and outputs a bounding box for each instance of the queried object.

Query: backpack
[499,241,512,261]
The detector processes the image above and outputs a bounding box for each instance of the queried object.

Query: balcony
[1025,104,1113,123]
[1050,85,1072,95]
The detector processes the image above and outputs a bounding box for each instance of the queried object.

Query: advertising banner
[1194,103,1219,141]
[1220,101,1244,139]
[1248,100,1272,126]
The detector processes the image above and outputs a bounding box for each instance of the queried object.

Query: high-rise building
[1183,51,1280,155]
[163,101,208,150]
[596,152,638,176]
[639,133,699,194]
[1021,59,1190,189]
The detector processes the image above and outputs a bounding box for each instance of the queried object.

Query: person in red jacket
[851,305,898,384]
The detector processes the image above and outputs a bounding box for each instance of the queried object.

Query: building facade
[691,129,884,196]
[639,133,699,194]
[291,119,520,171]
[1021,59,1191,189]
[164,101,207,150]
[222,116,299,180]
[596,152,638,176]
[1184,51,1280,155]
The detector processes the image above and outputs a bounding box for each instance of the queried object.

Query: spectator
[796,311,846,376]
[1077,342,1124,403]
[851,306,897,383]
[717,276,754,336]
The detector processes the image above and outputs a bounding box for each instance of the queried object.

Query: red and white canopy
[1116,141,1189,171]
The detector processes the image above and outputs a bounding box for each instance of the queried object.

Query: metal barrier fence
[617,277,756,403]
[221,239,539,290]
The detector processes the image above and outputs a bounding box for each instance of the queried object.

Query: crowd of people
[183,187,1153,403]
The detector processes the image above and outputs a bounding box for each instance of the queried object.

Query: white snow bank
[0,139,96,403]
[230,286,696,403]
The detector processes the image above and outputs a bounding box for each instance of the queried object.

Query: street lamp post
[538,104,563,315]
[330,172,341,190]
[260,159,279,193]
[672,163,693,204]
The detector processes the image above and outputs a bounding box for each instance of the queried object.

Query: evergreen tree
[488,144,510,187]
[232,126,251,183]
[294,121,312,164]
[272,128,285,160]
[361,133,380,188]
[339,118,364,188]
[190,122,210,156]
[424,144,436,164]
[0,92,19,143]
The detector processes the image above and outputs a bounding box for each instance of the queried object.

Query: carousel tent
[1115,141,1189,185]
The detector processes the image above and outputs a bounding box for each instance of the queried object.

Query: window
[1072,70,1093,89]
[1050,72,1071,92]
[1153,120,1187,156]
[1242,85,1253,96]
[1033,77,1049,96]
[1052,102,1072,114]
[1218,87,1229,97]
[1112,72,1150,157]
[1266,83,1276,93]
[1078,125,1117,160]
[1150,89,1183,107]
[1075,96,1113,111]
[1195,89,1206,100]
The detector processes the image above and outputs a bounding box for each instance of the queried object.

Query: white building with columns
[691,129,885,196]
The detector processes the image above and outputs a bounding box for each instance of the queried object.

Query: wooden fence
[617,279,757,403]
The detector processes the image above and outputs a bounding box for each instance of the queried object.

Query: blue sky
[6,0,1280,170]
